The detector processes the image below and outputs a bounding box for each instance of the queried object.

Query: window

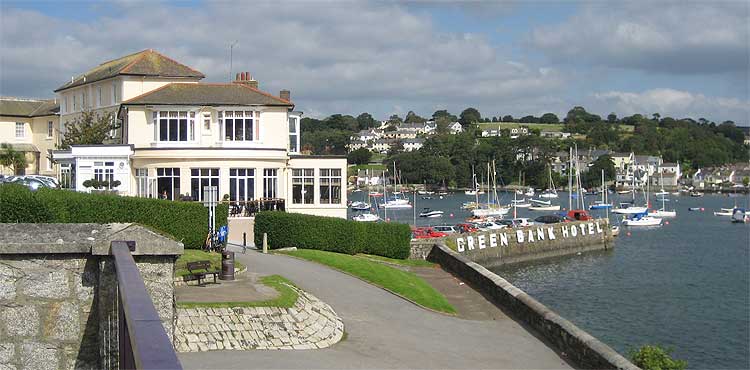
[135,168,151,198]
[112,82,119,103]
[191,168,219,202]
[81,91,86,109]
[203,112,211,130]
[73,95,77,111]
[319,169,342,204]
[292,168,314,204]
[289,116,299,152]
[15,122,24,138]
[153,111,195,142]
[97,86,102,107]
[263,169,278,198]
[60,164,72,189]
[64,97,68,114]
[219,111,255,141]
[229,168,255,202]
[93,161,115,189]
[157,168,180,200]
[46,157,53,171]
[47,121,54,138]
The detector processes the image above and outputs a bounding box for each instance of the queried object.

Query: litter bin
[220,251,235,280]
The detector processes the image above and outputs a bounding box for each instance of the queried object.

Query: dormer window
[219,110,256,141]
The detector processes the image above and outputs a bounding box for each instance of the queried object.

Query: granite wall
[0,223,182,370]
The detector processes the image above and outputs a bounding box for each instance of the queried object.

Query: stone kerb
[0,223,183,370]
[174,284,344,352]
[427,243,639,370]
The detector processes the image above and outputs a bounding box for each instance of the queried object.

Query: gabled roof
[0,98,59,117]
[55,49,205,92]
[121,83,293,107]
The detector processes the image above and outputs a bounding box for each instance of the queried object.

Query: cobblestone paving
[174,285,344,352]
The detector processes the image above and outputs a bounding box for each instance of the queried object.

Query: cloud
[530,1,749,75]
[592,88,750,122]
[0,1,564,119]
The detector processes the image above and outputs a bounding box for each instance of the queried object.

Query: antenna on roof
[229,40,239,82]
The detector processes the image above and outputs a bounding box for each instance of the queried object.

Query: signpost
[203,185,235,280]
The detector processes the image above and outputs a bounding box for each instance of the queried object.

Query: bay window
[229,168,255,202]
[319,169,342,204]
[152,111,195,142]
[191,168,219,202]
[292,169,314,204]
[219,110,256,141]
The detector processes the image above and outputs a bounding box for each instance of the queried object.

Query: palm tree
[0,143,27,175]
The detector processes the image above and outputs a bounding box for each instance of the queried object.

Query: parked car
[412,227,448,239]
[25,175,59,188]
[566,210,593,221]
[511,218,535,227]
[455,223,479,233]
[4,176,49,191]
[474,221,507,231]
[534,214,570,224]
[432,225,458,234]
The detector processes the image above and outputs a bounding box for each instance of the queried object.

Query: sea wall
[0,223,182,370]
[427,243,639,370]
[442,219,613,267]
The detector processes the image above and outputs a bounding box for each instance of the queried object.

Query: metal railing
[226,198,286,217]
[111,241,182,370]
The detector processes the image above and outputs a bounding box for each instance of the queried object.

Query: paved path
[179,251,573,369]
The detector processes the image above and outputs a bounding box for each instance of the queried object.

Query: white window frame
[263,168,278,198]
[73,95,77,112]
[218,110,258,142]
[152,110,196,143]
[15,122,24,138]
[319,168,342,204]
[135,168,151,198]
[97,86,102,107]
[292,168,314,204]
[289,115,300,153]
[112,82,119,103]
[93,161,115,189]
[46,157,53,171]
[191,168,220,202]
[47,121,54,139]
[229,168,256,202]
[63,96,68,114]
[81,91,86,109]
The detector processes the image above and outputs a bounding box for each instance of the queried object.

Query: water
[348,190,750,369]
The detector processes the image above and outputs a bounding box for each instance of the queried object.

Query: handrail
[112,241,182,370]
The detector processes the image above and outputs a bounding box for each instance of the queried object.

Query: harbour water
[347,190,750,369]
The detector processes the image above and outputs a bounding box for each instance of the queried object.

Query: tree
[0,143,27,175]
[607,113,618,123]
[629,345,687,370]
[539,113,559,124]
[432,110,457,122]
[404,111,426,124]
[582,155,615,188]
[520,115,538,123]
[492,116,498,122]
[356,113,377,130]
[347,148,372,165]
[61,110,117,149]
[387,114,403,125]
[459,108,481,126]
[502,115,514,122]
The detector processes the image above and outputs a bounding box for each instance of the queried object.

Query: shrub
[629,345,687,370]
[0,184,227,249]
[254,211,411,259]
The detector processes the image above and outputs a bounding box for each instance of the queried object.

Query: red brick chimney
[279,90,291,102]
[233,71,258,89]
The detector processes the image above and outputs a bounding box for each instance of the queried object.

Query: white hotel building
[52,49,347,218]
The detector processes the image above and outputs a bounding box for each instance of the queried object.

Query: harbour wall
[438,219,614,267]
[427,243,638,370]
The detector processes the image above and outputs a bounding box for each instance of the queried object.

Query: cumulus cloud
[530,1,749,75]
[592,88,750,122]
[0,1,563,119]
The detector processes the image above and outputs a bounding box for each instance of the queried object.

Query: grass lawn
[175,249,246,277]
[177,275,298,308]
[357,254,436,267]
[348,164,387,177]
[280,249,455,314]
[477,122,565,132]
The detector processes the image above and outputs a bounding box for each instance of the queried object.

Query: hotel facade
[51,49,346,218]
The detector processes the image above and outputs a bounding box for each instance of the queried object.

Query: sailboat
[622,172,662,226]
[590,170,613,210]
[539,167,558,199]
[465,166,478,195]
[613,154,648,214]
[380,162,412,209]
[649,175,677,218]
[472,161,510,217]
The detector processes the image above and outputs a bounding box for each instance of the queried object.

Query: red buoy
[450,213,454,217]
[627,232,632,236]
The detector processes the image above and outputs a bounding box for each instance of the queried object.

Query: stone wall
[0,223,182,370]
[427,243,639,370]
[444,219,614,267]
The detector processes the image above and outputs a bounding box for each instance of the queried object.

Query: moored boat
[353,213,379,222]
[350,201,371,211]
[529,204,561,211]
[622,212,663,226]
[419,208,444,218]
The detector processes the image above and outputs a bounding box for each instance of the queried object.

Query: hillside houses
[692,163,750,189]
[346,120,453,153]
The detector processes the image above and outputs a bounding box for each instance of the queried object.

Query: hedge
[0,184,227,249]
[254,211,412,259]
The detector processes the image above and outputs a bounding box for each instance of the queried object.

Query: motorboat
[472,205,511,217]
[380,200,412,209]
[464,190,477,195]
[530,198,552,206]
[612,202,648,215]
[350,201,371,211]
[622,212,662,226]
[589,201,612,210]
[690,191,704,197]
[539,190,558,199]
[731,209,750,223]
[611,226,620,237]
[525,187,535,197]
[353,213,379,222]
[529,204,561,211]
[688,207,703,211]
[513,202,531,208]
[714,207,750,216]
[649,209,676,217]
[419,208,444,218]
[618,189,633,195]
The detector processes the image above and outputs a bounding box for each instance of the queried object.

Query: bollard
[220,250,235,280]
[242,232,247,254]
[262,233,268,254]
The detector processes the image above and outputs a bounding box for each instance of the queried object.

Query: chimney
[279,90,291,102]
[233,71,258,89]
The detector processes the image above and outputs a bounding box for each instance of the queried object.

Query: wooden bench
[185,260,219,286]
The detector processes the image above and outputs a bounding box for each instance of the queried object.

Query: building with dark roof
[0,97,60,176]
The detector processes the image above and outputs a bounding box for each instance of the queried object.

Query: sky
[0,0,748,124]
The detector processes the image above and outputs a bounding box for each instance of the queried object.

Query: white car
[475,222,507,231]
[512,218,535,227]
[432,225,457,234]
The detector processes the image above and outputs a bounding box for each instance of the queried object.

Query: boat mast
[383,169,387,221]
[568,147,573,211]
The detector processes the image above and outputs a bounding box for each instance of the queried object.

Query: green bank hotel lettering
[456,221,605,252]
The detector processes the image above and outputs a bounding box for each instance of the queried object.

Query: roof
[55,49,205,92]
[662,163,679,167]
[403,138,425,144]
[121,83,293,107]
[1,143,40,152]
[0,98,59,117]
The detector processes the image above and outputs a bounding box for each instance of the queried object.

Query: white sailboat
[472,161,510,217]
[590,170,612,210]
[465,166,478,195]
[622,171,662,226]
[613,154,648,214]
[380,162,412,209]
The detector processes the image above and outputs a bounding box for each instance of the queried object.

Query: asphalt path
[179,250,573,369]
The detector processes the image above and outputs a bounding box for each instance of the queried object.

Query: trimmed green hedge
[254,211,412,259]
[0,184,227,249]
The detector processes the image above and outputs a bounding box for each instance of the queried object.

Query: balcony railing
[111,241,182,370]
[225,198,286,218]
